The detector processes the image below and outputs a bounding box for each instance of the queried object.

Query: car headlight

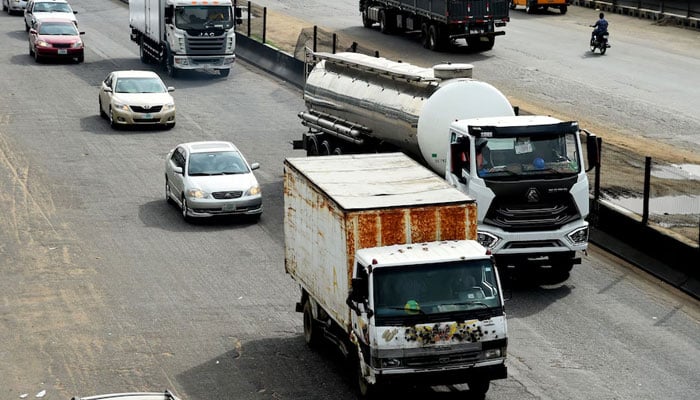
[380,358,402,368]
[70,40,83,48]
[112,101,129,111]
[245,185,261,196]
[163,102,175,110]
[477,231,500,249]
[36,40,50,48]
[187,188,208,199]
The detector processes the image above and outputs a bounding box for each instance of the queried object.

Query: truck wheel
[306,135,320,156]
[468,379,490,397]
[509,1,516,10]
[420,22,429,48]
[332,146,343,155]
[378,10,392,34]
[560,5,567,14]
[165,52,178,78]
[361,10,373,28]
[320,139,333,156]
[303,300,322,348]
[427,24,440,51]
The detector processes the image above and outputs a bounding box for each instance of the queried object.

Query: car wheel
[165,178,174,204]
[98,98,107,119]
[165,122,175,130]
[109,106,118,129]
[76,54,84,63]
[181,196,191,222]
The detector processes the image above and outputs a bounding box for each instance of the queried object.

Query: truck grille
[403,350,480,367]
[186,36,226,54]
[485,198,580,232]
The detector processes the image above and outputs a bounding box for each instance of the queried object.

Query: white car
[165,141,263,222]
[71,391,181,400]
[98,70,176,129]
[24,0,77,31]
[3,0,27,15]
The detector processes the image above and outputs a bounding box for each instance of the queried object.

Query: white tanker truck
[295,52,600,280]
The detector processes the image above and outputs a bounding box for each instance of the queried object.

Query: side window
[103,74,112,88]
[176,149,186,169]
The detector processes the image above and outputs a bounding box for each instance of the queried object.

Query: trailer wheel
[320,139,333,156]
[560,5,567,14]
[427,24,440,51]
[303,300,322,348]
[165,51,178,78]
[509,1,516,10]
[420,22,430,49]
[361,10,373,28]
[468,379,490,397]
[306,135,320,156]
[378,9,392,34]
[526,2,535,14]
[332,146,343,155]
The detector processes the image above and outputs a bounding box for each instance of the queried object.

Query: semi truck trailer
[294,52,599,280]
[284,153,507,396]
[129,0,239,77]
[359,0,509,51]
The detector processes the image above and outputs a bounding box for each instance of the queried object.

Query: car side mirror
[79,31,85,35]
[250,162,260,170]
[167,86,175,92]
[73,10,78,14]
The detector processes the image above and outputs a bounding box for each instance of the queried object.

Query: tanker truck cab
[347,241,508,396]
[445,116,598,279]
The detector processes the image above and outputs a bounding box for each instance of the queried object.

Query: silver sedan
[164,141,263,222]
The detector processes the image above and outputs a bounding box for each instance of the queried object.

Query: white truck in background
[129,0,240,78]
[284,153,508,397]
[295,52,599,281]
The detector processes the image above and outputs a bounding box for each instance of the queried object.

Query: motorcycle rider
[590,12,609,45]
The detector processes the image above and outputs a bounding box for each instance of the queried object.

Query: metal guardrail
[571,1,700,27]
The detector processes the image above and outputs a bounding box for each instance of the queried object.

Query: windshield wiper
[383,306,426,315]
[441,301,490,309]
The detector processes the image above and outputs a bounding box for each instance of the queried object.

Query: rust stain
[439,205,468,241]
[378,209,407,246]
[410,208,437,243]
[357,212,379,249]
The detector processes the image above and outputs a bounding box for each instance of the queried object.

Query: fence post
[642,156,651,225]
[247,1,251,37]
[313,26,318,53]
[332,33,337,54]
[262,7,267,44]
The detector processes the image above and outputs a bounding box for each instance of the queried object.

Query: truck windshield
[372,260,500,318]
[478,132,581,179]
[174,6,233,30]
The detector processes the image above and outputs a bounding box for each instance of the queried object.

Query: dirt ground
[240,7,700,245]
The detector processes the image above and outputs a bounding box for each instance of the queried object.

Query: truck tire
[468,379,490,397]
[303,299,322,348]
[427,24,440,51]
[306,135,320,156]
[361,10,373,28]
[509,1,516,10]
[526,2,535,14]
[420,22,429,49]
[560,5,567,14]
[320,139,333,156]
[165,51,178,78]
[378,9,392,34]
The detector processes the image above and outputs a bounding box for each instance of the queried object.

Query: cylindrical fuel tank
[303,52,514,175]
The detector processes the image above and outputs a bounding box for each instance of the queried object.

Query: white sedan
[98,70,176,129]
[165,141,263,222]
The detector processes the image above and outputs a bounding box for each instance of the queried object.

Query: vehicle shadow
[500,269,574,318]
[78,115,173,136]
[177,335,498,399]
[4,29,28,41]
[138,198,262,233]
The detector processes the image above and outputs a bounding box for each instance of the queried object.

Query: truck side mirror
[164,6,173,23]
[584,130,600,172]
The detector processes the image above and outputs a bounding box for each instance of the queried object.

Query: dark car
[28,18,84,63]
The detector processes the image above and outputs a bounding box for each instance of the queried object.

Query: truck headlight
[477,231,500,249]
[484,348,505,359]
[187,188,208,199]
[380,358,402,368]
[567,226,588,244]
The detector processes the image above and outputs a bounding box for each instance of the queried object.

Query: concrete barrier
[235,33,305,89]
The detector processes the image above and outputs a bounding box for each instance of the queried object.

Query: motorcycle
[589,28,610,54]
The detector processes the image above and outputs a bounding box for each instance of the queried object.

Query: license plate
[142,113,153,119]
[57,49,67,55]
[223,203,236,211]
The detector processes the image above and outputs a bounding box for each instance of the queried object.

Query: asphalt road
[0,1,698,400]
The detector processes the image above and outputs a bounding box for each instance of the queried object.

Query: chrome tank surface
[303,53,514,175]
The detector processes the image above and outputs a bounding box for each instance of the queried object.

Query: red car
[28,18,84,63]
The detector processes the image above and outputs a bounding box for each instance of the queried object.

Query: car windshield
[114,77,166,94]
[38,22,77,35]
[33,2,72,12]
[372,259,500,318]
[188,151,249,176]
